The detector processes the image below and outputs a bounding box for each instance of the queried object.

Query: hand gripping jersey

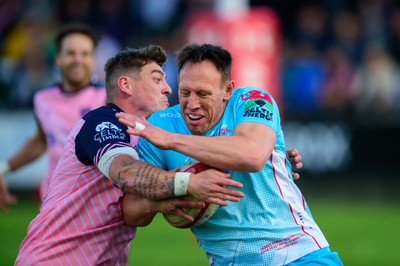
[34,84,106,200]
[16,104,137,266]
[138,88,329,265]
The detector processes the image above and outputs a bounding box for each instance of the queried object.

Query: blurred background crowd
[1,0,400,180]
[1,0,400,123]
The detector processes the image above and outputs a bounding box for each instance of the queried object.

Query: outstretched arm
[116,113,274,172]
[0,125,46,211]
[106,154,244,207]
[7,126,47,171]
[116,113,304,177]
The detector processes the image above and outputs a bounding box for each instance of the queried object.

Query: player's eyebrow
[151,69,166,77]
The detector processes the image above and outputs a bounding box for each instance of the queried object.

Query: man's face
[178,60,232,135]
[56,33,95,91]
[130,62,172,116]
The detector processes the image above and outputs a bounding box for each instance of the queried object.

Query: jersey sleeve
[75,111,133,166]
[235,88,280,133]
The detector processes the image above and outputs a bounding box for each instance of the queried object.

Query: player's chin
[160,101,170,109]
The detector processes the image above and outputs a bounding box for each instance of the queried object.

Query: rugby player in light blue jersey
[118,43,343,266]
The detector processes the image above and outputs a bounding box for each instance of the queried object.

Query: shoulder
[82,105,115,122]
[231,87,276,105]
[78,105,129,144]
[87,83,106,92]
[34,84,61,98]
[90,83,106,89]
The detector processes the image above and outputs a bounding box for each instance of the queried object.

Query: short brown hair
[54,23,98,53]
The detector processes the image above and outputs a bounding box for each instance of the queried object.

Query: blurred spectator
[289,3,330,52]
[138,0,181,31]
[92,35,122,85]
[96,0,132,45]
[1,0,400,123]
[331,10,365,63]
[56,0,95,25]
[357,0,390,48]
[0,0,24,43]
[351,44,400,116]
[127,0,187,46]
[283,43,326,112]
[387,8,400,63]
[320,46,356,112]
[0,4,55,108]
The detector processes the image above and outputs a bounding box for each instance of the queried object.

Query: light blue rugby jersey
[138,87,329,265]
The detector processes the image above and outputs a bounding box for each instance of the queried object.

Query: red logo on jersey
[241,90,273,105]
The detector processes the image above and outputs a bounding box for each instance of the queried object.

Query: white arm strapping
[174,172,190,196]
[98,147,139,179]
[0,161,10,176]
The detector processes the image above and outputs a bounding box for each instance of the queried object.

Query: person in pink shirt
[0,23,106,208]
[15,45,245,265]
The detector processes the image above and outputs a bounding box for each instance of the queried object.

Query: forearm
[7,136,47,171]
[107,154,245,207]
[117,113,272,171]
[121,194,158,227]
[169,134,263,171]
[168,123,275,172]
[109,157,176,200]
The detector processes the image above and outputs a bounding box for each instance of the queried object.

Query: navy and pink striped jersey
[16,104,137,265]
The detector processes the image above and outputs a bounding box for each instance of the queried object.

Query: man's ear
[118,76,133,96]
[223,80,234,100]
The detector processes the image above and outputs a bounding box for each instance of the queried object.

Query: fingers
[219,178,243,190]
[287,149,303,169]
[188,170,245,205]
[293,161,303,170]
[169,167,180,173]
[287,149,303,179]
[292,172,300,180]
[208,188,244,205]
[176,199,205,209]
[163,199,205,222]
[0,193,16,212]
[286,148,298,157]
[173,209,195,222]
[116,112,147,130]
[0,176,14,211]
[193,185,244,206]
[207,198,229,207]
[118,117,136,129]
[204,189,245,206]
[218,186,244,200]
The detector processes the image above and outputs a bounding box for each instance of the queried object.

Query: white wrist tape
[98,147,139,179]
[0,161,10,176]
[135,122,145,130]
[174,172,190,196]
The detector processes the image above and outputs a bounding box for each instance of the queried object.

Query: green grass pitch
[1,195,399,266]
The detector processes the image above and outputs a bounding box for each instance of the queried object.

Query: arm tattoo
[116,158,174,199]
